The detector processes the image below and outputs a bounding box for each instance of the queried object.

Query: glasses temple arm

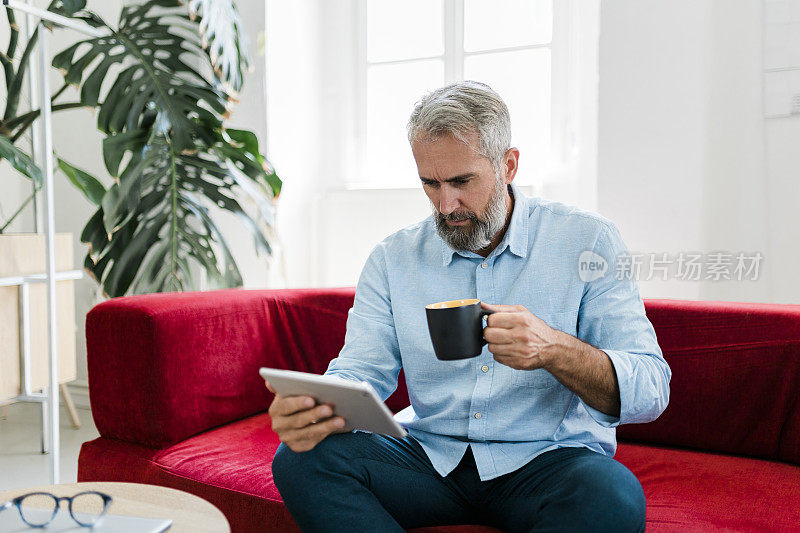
[0,501,11,511]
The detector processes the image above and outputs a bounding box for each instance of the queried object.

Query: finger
[307,416,346,439]
[482,326,514,344]
[283,417,345,447]
[264,380,275,394]
[491,350,545,370]
[487,342,537,359]
[487,343,518,358]
[272,395,316,417]
[288,404,336,430]
[485,311,527,328]
[491,353,525,370]
[481,303,526,313]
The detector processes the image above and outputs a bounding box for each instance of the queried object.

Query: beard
[433,176,509,252]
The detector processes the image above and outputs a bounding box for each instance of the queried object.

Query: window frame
[350,0,580,190]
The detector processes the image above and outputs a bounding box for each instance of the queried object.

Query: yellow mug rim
[426,298,480,310]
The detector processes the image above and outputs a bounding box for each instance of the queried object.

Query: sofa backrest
[87,289,800,466]
[618,299,800,466]
[86,287,408,449]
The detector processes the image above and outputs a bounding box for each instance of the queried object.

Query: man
[270,81,671,532]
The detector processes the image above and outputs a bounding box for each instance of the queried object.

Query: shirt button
[474,412,482,419]
[481,365,489,373]
[481,262,488,269]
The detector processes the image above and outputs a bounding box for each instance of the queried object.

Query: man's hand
[481,303,561,371]
[481,303,622,417]
[266,382,345,453]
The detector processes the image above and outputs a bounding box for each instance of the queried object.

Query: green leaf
[59,1,282,297]
[81,208,109,257]
[101,164,143,237]
[51,0,229,155]
[58,159,106,206]
[219,128,282,197]
[0,135,42,187]
[83,132,268,296]
[51,0,88,17]
[102,129,148,177]
[225,128,262,162]
[103,214,166,296]
[187,0,251,92]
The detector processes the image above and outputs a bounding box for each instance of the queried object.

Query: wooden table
[0,482,230,533]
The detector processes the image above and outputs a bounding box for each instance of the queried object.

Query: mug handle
[480,309,494,345]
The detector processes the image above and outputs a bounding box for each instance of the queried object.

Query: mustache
[440,210,478,222]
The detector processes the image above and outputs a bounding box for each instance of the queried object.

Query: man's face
[411,132,510,252]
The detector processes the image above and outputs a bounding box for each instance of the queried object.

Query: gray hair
[407,81,512,172]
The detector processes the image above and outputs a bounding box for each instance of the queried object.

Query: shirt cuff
[584,403,621,428]
[583,349,634,428]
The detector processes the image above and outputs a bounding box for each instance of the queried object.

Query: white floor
[0,402,99,491]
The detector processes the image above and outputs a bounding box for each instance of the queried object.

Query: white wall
[598,1,711,300]
[598,0,799,303]
[264,0,326,288]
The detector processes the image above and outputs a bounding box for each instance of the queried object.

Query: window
[353,0,575,189]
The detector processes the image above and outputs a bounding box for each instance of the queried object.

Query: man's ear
[504,147,520,184]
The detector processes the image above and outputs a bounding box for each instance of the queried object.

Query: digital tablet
[259,367,407,438]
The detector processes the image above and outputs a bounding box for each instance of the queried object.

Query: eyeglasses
[0,491,113,528]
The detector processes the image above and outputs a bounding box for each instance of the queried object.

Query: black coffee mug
[426,299,494,361]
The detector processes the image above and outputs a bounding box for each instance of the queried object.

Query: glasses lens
[18,493,57,526]
[70,492,108,526]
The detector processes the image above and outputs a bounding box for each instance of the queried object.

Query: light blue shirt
[326,183,671,481]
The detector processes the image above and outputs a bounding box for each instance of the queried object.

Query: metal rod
[19,282,32,396]
[14,393,46,402]
[0,269,83,287]
[3,0,106,38]
[38,26,59,484]
[41,393,48,454]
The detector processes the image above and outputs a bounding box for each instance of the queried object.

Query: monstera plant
[0,0,281,297]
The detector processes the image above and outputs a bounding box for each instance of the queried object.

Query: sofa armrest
[85,288,356,448]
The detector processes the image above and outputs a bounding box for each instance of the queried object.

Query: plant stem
[6,8,18,58]
[2,8,16,94]
[0,186,39,234]
[6,97,82,130]
[3,25,39,121]
[51,82,68,102]
[9,102,85,143]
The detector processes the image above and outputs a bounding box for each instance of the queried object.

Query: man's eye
[452,179,468,186]
[422,180,439,188]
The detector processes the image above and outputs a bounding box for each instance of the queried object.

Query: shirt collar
[441,182,529,266]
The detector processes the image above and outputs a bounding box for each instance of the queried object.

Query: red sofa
[79,288,800,532]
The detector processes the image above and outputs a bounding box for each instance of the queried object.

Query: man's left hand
[481,302,561,371]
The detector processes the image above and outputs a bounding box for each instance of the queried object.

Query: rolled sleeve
[577,223,672,426]
[325,244,402,401]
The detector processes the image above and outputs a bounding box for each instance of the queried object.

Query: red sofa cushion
[79,415,500,533]
[615,442,800,532]
[81,412,800,533]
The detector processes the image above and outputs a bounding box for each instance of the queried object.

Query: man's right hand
[266,382,346,453]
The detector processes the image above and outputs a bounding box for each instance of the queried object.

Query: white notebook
[0,507,172,532]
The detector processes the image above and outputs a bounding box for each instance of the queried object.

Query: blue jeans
[272,432,645,533]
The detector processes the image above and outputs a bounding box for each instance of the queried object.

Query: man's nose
[438,187,460,215]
